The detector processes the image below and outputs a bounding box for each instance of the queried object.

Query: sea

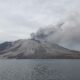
[0,59,80,80]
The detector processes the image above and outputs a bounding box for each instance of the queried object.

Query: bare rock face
[0,39,79,59]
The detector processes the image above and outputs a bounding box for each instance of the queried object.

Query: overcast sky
[0,0,79,42]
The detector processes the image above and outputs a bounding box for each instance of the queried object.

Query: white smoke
[48,13,80,51]
[32,12,80,51]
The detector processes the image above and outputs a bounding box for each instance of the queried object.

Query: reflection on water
[31,64,50,80]
[31,64,66,80]
[0,60,80,80]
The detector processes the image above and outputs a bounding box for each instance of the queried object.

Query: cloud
[0,0,79,42]
[45,13,80,51]
[32,11,80,51]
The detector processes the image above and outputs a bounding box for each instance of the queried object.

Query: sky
[0,0,80,42]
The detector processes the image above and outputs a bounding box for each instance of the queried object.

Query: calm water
[0,59,80,80]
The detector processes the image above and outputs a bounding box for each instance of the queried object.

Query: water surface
[0,59,80,80]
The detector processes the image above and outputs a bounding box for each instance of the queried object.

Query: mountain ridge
[0,39,80,59]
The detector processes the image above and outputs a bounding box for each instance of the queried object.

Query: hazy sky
[0,0,79,42]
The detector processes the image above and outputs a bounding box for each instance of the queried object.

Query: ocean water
[0,59,80,80]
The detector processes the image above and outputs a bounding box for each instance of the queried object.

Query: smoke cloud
[33,13,80,51]
[46,13,80,51]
